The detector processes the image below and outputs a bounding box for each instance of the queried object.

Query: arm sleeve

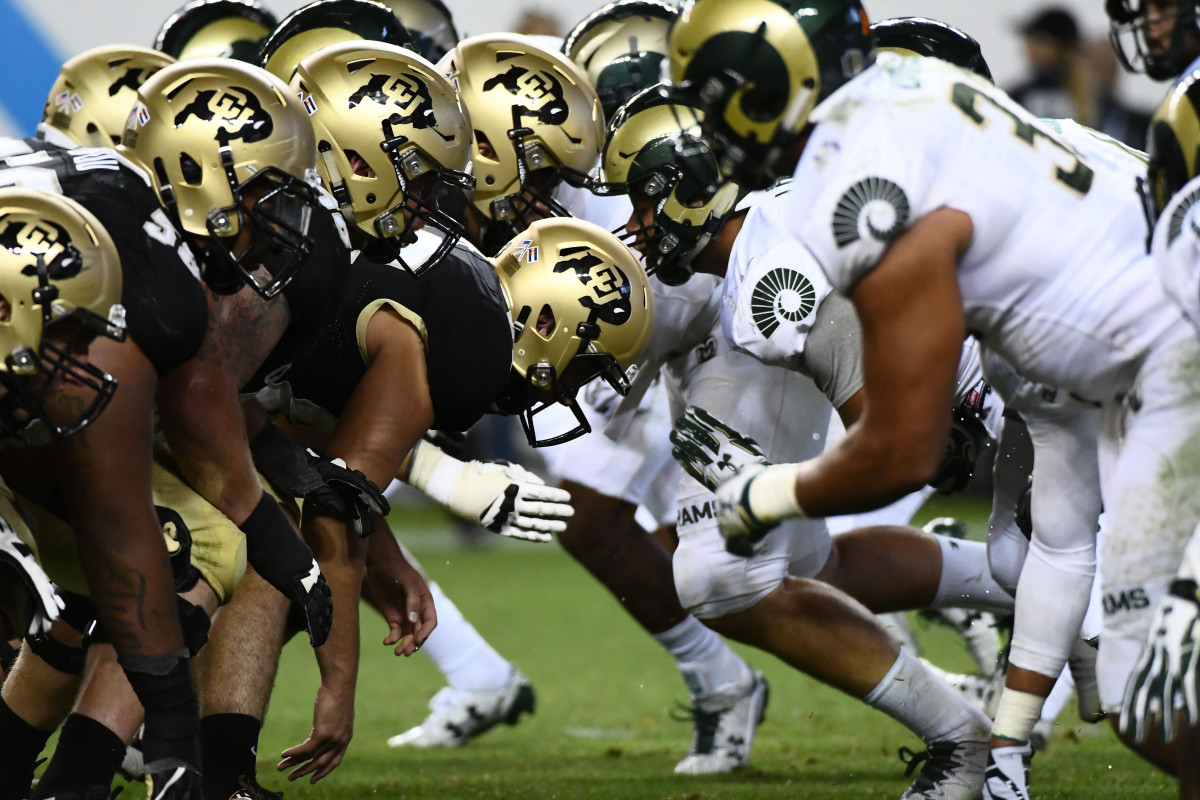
[800,293,864,410]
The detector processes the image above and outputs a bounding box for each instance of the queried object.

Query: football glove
[406,440,572,542]
[0,517,63,637]
[670,406,801,556]
[669,406,769,492]
[239,492,332,647]
[250,422,390,537]
[1120,580,1200,743]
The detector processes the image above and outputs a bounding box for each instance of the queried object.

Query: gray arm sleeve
[800,293,864,410]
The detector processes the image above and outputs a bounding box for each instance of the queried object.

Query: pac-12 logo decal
[174,86,274,145]
[0,216,83,280]
[512,239,539,262]
[482,56,569,126]
[553,245,631,325]
[347,73,438,130]
[832,176,910,248]
[750,266,816,338]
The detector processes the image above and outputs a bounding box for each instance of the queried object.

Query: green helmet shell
[600,84,737,285]
[258,0,415,81]
[667,0,870,188]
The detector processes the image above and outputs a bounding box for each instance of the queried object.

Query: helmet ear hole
[475,131,499,162]
[179,152,203,186]
[0,293,11,324]
[535,303,556,338]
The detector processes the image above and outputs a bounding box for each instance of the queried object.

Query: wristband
[405,440,464,506]
[746,464,805,525]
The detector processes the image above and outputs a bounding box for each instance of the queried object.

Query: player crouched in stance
[663,0,1200,798]
[0,187,124,650]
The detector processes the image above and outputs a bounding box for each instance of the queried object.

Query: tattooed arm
[157,285,291,523]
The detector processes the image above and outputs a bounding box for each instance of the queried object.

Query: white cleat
[898,737,988,800]
[982,743,1032,800]
[673,671,769,775]
[386,667,535,748]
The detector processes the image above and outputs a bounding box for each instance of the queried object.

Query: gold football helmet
[439,34,605,249]
[120,59,320,299]
[0,188,125,444]
[599,84,737,285]
[491,217,653,447]
[155,0,279,62]
[258,0,414,82]
[292,41,473,274]
[563,0,677,119]
[41,45,176,148]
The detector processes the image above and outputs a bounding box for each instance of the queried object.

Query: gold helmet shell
[438,34,605,226]
[41,45,176,148]
[292,40,473,273]
[0,188,125,442]
[120,59,320,298]
[491,216,653,446]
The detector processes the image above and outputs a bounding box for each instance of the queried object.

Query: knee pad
[27,630,85,676]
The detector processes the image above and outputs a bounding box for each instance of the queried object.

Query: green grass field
[153,498,1178,799]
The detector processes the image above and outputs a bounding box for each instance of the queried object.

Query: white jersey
[1151,174,1200,339]
[788,53,1179,402]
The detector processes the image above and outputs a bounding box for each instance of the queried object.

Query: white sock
[932,537,1014,612]
[863,648,990,743]
[652,616,753,705]
[419,581,512,692]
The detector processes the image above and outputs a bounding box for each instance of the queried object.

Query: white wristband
[405,440,465,507]
[746,463,805,525]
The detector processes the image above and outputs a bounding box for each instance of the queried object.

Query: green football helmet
[155,0,279,62]
[563,0,678,120]
[258,0,414,81]
[871,17,993,83]
[1108,0,1200,81]
[377,0,459,61]
[598,84,737,285]
[1145,67,1200,225]
[666,0,870,189]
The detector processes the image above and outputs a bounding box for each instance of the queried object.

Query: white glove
[0,517,64,637]
[1120,582,1200,743]
[669,406,802,556]
[407,440,573,543]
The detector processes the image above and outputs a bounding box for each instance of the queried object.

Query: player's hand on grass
[363,539,437,656]
[278,683,354,783]
[1120,580,1200,743]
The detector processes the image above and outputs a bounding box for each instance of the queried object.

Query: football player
[1108,0,1200,80]
[664,2,1200,799]
[376,0,460,61]
[0,59,340,800]
[257,0,415,82]
[1122,62,1200,796]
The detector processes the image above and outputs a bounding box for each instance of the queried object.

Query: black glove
[239,492,332,647]
[249,422,390,537]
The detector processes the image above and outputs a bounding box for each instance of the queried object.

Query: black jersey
[277,188,351,326]
[0,140,207,376]
[248,240,513,433]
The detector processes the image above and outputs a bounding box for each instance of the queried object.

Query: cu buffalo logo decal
[482,57,569,126]
[0,217,83,280]
[553,245,631,326]
[107,64,157,98]
[347,73,438,130]
[174,87,274,145]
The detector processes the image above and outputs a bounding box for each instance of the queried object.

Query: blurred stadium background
[0,0,1166,139]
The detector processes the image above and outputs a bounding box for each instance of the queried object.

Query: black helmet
[871,17,993,83]
[1107,0,1200,80]
[258,0,415,81]
[155,0,279,62]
